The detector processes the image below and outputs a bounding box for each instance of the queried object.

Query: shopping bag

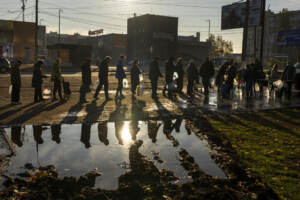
[43,87,52,99]
[273,80,283,91]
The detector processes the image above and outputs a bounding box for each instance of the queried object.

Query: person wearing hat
[10,60,22,105]
[32,60,48,103]
[94,56,112,100]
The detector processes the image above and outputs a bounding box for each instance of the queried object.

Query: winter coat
[32,67,44,88]
[165,60,175,83]
[130,64,141,86]
[11,66,21,86]
[282,65,296,82]
[98,60,109,80]
[216,63,228,87]
[116,60,126,79]
[200,60,215,80]
[175,62,184,80]
[81,62,92,85]
[149,60,161,80]
[51,62,62,81]
[187,63,198,81]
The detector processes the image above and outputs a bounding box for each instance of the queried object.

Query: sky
[1,0,300,53]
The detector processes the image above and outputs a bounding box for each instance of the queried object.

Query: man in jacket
[200,57,215,96]
[51,58,63,101]
[115,55,126,99]
[163,57,175,98]
[130,60,141,99]
[32,60,48,103]
[175,58,184,94]
[149,57,162,98]
[94,56,112,100]
[279,64,296,100]
[10,60,22,105]
[187,60,199,97]
[80,58,92,104]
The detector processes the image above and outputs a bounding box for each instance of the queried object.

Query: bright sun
[121,122,132,144]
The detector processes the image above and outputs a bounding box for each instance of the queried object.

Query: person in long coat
[130,60,141,98]
[10,60,22,105]
[149,57,162,98]
[32,61,47,103]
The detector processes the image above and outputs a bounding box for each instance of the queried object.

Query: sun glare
[121,122,132,144]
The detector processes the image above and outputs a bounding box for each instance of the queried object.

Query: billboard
[88,29,103,36]
[221,3,246,30]
[278,29,300,46]
[221,0,262,30]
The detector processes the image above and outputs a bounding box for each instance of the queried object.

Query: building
[246,10,300,66]
[127,14,178,69]
[0,20,46,63]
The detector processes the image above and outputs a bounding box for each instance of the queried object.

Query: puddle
[2,120,225,190]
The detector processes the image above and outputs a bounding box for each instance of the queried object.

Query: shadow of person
[148,120,162,143]
[109,98,128,122]
[11,126,23,147]
[163,119,179,147]
[33,125,44,144]
[115,121,124,145]
[80,123,92,149]
[98,121,109,146]
[172,118,183,133]
[129,120,140,141]
[51,124,61,144]
[84,98,109,123]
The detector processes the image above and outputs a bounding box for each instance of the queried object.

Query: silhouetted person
[244,64,254,98]
[51,124,61,144]
[148,120,161,143]
[149,57,162,98]
[130,60,141,99]
[200,57,215,96]
[187,60,198,97]
[254,59,265,96]
[51,58,63,101]
[98,122,109,146]
[269,64,280,94]
[81,123,92,148]
[130,120,140,141]
[216,62,229,92]
[279,64,296,100]
[32,61,47,103]
[175,58,184,94]
[80,58,92,104]
[10,60,22,105]
[11,126,23,147]
[94,56,112,100]
[115,121,124,145]
[226,63,238,98]
[163,57,175,98]
[115,55,126,99]
[33,125,43,144]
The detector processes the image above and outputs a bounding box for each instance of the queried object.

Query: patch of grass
[208,108,300,200]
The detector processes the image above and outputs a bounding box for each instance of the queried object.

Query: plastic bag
[255,83,260,92]
[43,87,52,99]
[9,85,12,95]
[273,80,283,90]
[123,79,129,88]
[173,72,179,80]
[139,74,143,82]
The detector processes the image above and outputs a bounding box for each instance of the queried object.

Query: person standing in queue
[175,58,184,94]
[130,60,141,99]
[32,60,48,103]
[79,58,92,104]
[94,56,112,101]
[51,58,63,101]
[163,57,175,98]
[10,60,22,105]
[200,57,215,96]
[115,55,126,99]
[186,59,199,97]
[149,57,162,98]
[279,63,296,100]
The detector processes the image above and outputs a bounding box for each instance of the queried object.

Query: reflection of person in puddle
[33,125,44,144]
[51,124,61,144]
[130,121,140,141]
[98,122,109,146]
[81,123,92,148]
[115,121,124,145]
[172,118,183,133]
[11,126,23,147]
[184,121,192,135]
[148,120,161,143]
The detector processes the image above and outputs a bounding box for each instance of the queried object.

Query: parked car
[0,57,11,73]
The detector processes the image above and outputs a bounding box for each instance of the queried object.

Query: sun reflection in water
[121,122,132,144]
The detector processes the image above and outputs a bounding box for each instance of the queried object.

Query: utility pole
[260,0,266,63]
[21,0,26,22]
[206,19,211,38]
[35,0,38,62]
[242,0,250,62]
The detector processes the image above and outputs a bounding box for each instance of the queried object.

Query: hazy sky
[1,0,300,53]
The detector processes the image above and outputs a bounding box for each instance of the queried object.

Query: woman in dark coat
[32,61,47,103]
[130,60,141,98]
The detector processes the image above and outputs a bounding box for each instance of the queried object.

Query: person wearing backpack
[94,56,112,101]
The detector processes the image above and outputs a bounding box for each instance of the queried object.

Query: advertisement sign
[221,2,246,30]
[278,29,300,46]
[88,29,104,36]
[249,0,261,27]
